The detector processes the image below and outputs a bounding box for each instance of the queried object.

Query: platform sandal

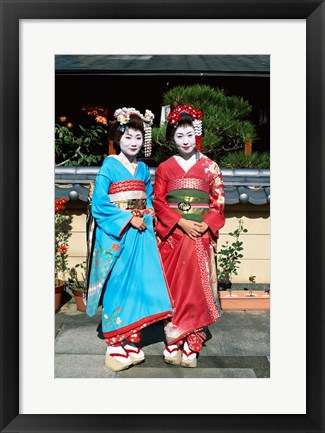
[181,342,197,368]
[105,345,133,372]
[123,342,145,365]
[163,344,182,365]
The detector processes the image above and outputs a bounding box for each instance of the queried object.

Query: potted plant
[55,198,70,311]
[217,218,247,290]
[217,219,268,311]
[67,262,87,312]
[219,275,270,311]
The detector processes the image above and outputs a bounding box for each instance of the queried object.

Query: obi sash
[109,180,147,211]
[166,178,210,222]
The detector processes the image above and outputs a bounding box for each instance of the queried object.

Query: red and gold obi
[166,177,210,222]
[109,180,147,210]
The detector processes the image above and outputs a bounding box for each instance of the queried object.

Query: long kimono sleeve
[92,173,133,238]
[203,163,226,235]
[144,164,154,210]
[153,164,182,239]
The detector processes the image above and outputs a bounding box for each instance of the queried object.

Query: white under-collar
[174,153,202,173]
[111,152,138,175]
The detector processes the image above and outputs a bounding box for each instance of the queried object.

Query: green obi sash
[166,188,210,222]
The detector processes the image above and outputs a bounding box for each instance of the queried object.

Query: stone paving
[55,301,270,379]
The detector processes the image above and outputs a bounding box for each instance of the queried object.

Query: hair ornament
[113,107,154,157]
[167,104,203,152]
[167,104,202,125]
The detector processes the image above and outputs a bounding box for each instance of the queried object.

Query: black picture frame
[1,1,324,432]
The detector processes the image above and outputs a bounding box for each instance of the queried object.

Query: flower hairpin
[167,104,202,125]
[114,107,154,157]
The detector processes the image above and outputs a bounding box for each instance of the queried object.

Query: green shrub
[219,151,270,169]
[55,124,107,166]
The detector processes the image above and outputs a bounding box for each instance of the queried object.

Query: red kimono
[154,155,225,350]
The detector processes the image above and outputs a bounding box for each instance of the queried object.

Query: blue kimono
[86,155,173,345]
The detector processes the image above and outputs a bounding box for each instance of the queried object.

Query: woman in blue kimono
[86,108,173,372]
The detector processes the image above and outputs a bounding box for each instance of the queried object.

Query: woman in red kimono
[153,105,225,368]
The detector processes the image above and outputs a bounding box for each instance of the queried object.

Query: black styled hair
[109,113,144,148]
[166,112,197,143]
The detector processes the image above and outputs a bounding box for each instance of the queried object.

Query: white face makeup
[119,127,143,161]
[174,125,196,159]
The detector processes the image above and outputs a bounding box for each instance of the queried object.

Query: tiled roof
[55,55,270,76]
[55,166,270,205]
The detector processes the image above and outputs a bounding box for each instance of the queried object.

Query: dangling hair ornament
[113,107,154,157]
[167,104,203,153]
[142,110,155,157]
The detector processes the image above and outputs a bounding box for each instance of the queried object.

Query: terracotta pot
[219,290,270,311]
[72,288,86,312]
[55,279,65,312]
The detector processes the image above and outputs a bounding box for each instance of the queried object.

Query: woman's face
[174,125,196,159]
[119,127,143,159]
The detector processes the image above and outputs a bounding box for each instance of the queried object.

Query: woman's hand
[194,221,209,235]
[177,218,201,240]
[143,208,156,218]
[130,216,147,231]
[177,219,209,239]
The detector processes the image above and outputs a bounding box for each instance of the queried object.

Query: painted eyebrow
[125,133,142,137]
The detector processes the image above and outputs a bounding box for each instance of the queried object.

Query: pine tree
[151,84,257,164]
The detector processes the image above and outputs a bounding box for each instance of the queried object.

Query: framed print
[1,0,324,432]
